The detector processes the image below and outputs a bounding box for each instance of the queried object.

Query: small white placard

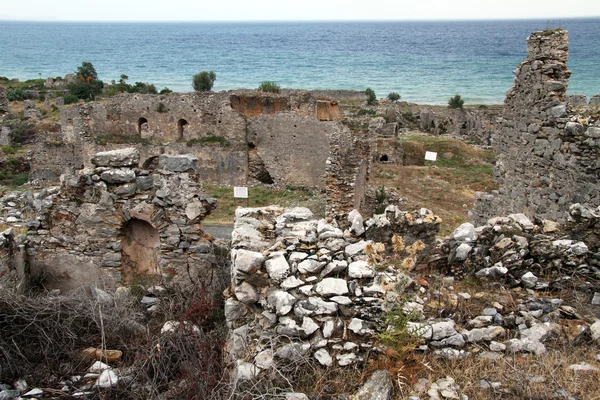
[234,186,249,199]
[425,151,438,161]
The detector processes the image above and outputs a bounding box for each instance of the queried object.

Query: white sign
[234,186,249,199]
[425,151,438,162]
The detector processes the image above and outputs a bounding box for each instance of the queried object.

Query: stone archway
[121,219,160,283]
[177,119,188,140]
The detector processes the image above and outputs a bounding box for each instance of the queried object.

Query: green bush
[257,81,281,93]
[365,88,377,105]
[63,94,79,105]
[186,136,230,147]
[1,145,17,154]
[448,94,465,109]
[129,82,158,94]
[159,87,173,94]
[192,71,216,92]
[11,173,28,186]
[7,89,27,101]
[387,92,401,102]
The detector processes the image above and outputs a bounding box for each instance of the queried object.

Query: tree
[448,94,465,109]
[69,62,103,100]
[387,92,401,102]
[193,71,216,92]
[365,88,377,105]
[76,62,98,82]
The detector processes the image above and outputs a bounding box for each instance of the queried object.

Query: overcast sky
[1,0,599,21]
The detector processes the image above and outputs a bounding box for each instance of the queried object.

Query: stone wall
[0,86,9,115]
[1,148,223,292]
[224,205,440,381]
[34,91,350,192]
[471,29,600,224]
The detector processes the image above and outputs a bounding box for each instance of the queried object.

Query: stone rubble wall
[224,205,440,381]
[471,29,600,225]
[0,148,223,292]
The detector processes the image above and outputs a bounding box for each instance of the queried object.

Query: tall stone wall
[471,29,600,224]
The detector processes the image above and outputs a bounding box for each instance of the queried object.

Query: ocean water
[0,19,599,104]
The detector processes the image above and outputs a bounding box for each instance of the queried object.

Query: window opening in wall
[138,117,148,135]
[121,219,160,284]
[379,155,389,162]
[177,119,188,140]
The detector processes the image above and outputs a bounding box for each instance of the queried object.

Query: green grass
[203,184,325,225]
[95,134,150,145]
[186,136,230,147]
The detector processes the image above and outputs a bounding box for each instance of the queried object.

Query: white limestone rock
[315,278,349,297]
[233,249,266,273]
[267,290,297,315]
[451,222,477,242]
[348,260,375,278]
[348,209,365,236]
[314,348,333,367]
[345,240,369,257]
[235,281,259,303]
[265,253,291,282]
[91,148,140,167]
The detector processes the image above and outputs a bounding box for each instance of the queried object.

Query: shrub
[365,88,377,105]
[448,94,465,109]
[186,136,230,147]
[129,82,158,94]
[1,145,17,154]
[159,87,173,94]
[156,102,168,113]
[387,92,401,102]
[7,88,27,101]
[63,94,79,105]
[192,71,216,92]
[257,81,281,93]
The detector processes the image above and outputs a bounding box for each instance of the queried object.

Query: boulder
[353,370,393,400]
[158,154,197,172]
[91,148,140,167]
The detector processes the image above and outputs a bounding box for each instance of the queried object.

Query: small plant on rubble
[365,241,386,265]
[375,185,388,214]
[389,234,425,272]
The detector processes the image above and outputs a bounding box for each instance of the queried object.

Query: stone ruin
[471,29,600,224]
[225,205,441,379]
[0,86,9,115]
[0,148,223,293]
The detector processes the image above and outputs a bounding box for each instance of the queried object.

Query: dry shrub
[0,287,146,383]
[424,344,600,400]
[0,283,230,399]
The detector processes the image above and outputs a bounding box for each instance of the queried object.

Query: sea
[0,19,599,104]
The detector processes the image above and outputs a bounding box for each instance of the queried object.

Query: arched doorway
[177,119,188,140]
[138,117,148,136]
[121,219,160,283]
[379,154,389,162]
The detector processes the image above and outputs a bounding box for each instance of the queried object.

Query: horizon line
[1,16,599,23]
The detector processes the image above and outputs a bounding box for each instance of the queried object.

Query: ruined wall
[225,206,440,380]
[471,29,600,224]
[37,91,350,190]
[326,128,372,216]
[2,149,223,292]
[247,113,341,188]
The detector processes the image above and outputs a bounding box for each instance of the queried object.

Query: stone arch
[142,156,159,171]
[120,219,160,283]
[177,119,188,140]
[138,117,148,135]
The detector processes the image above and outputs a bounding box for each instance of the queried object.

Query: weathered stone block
[91,148,140,168]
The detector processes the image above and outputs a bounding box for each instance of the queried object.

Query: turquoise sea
[0,19,599,104]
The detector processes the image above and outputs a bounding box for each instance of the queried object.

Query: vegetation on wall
[257,81,281,93]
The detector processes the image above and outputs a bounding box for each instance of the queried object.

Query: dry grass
[373,133,498,235]
[424,345,600,400]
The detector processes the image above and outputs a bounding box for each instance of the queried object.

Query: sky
[1,0,599,21]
